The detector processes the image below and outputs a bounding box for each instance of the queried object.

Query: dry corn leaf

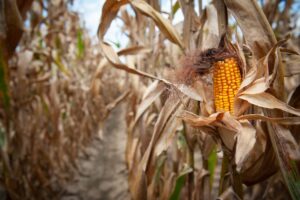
[98,0,129,38]
[271,125,300,160]
[117,45,152,56]
[239,66,258,92]
[180,111,256,171]
[224,0,276,59]
[3,0,27,57]
[98,1,169,87]
[226,1,300,198]
[161,172,177,200]
[154,102,185,157]
[147,152,167,200]
[239,122,276,185]
[99,41,168,82]
[133,81,166,128]
[140,96,183,172]
[106,90,130,113]
[239,77,268,95]
[130,0,184,50]
[201,4,221,50]
[130,165,148,200]
[238,114,300,125]
[238,37,287,95]
[217,187,240,200]
[174,84,203,102]
[284,55,300,76]
[288,85,300,114]
[17,50,33,69]
[217,113,245,155]
[179,111,219,127]
[239,92,300,116]
[267,123,300,200]
[261,37,289,89]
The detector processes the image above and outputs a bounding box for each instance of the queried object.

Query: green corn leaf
[169,165,193,200]
[76,29,85,59]
[208,148,217,185]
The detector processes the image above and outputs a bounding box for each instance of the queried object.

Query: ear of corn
[213,57,241,114]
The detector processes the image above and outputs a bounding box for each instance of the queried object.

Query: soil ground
[61,103,129,200]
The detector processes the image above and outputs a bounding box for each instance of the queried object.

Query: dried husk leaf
[234,120,256,171]
[179,111,219,127]
[181,110,256,171]
[239,121,276,184]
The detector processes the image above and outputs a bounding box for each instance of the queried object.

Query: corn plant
[98,0,300,199]
[0,0,127,199]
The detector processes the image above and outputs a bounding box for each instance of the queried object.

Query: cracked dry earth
[61,103,130,200]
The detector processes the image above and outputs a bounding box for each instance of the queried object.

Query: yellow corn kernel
[213,57,241,114]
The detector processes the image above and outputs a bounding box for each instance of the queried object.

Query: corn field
[0,0,300,199]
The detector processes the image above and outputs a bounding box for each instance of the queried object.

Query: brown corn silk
[213,57,241,113]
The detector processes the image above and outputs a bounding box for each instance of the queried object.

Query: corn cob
[213,57,241,114]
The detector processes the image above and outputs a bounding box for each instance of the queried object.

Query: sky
[71,0,209,48]
[71,0,104,37]
[71,1,299,48]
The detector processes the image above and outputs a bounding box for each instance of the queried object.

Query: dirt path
[62,103,129,200]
